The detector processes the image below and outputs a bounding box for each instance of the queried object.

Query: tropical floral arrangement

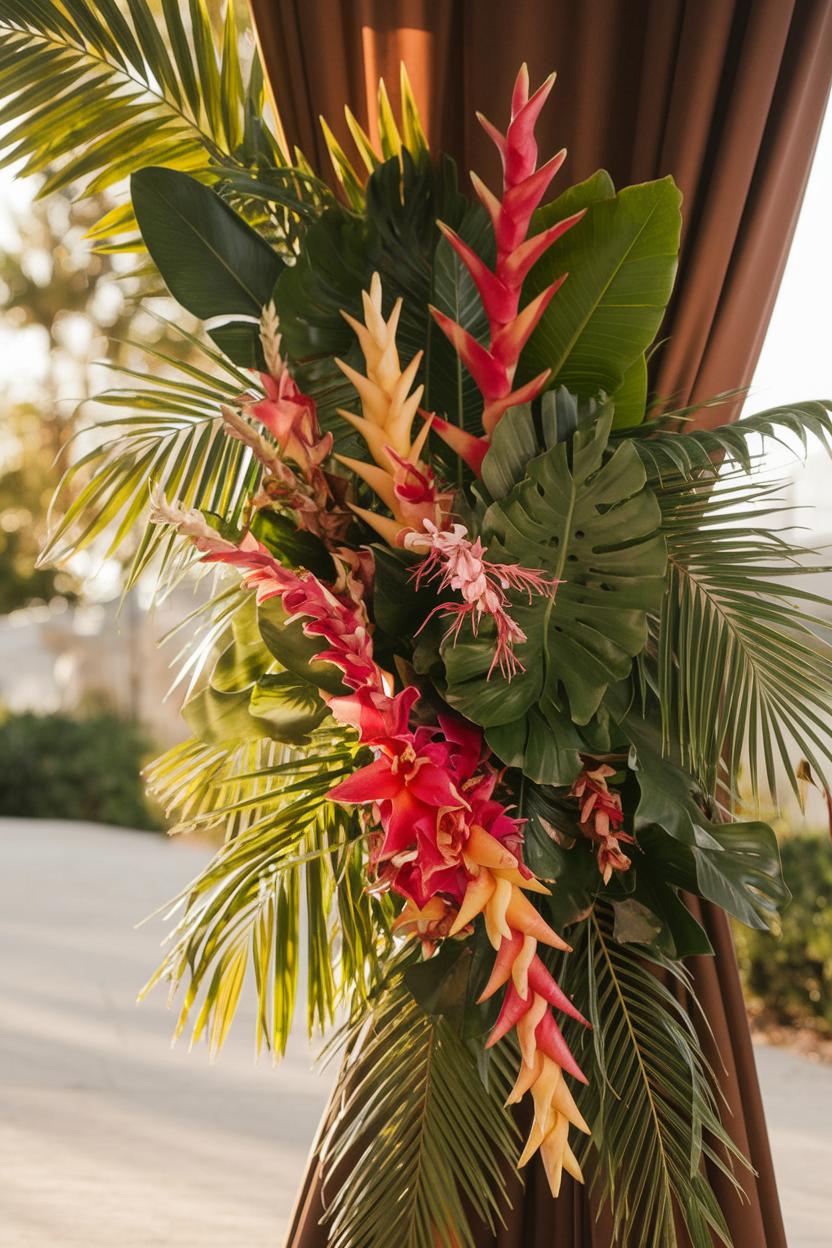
[4,5,832,1247]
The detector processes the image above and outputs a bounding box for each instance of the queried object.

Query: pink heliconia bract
[428,64,585,452]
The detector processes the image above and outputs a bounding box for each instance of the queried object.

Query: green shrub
[0,709,161,830]
[735,832,832,1033]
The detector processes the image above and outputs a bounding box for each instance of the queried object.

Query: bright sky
[742,96,832,525]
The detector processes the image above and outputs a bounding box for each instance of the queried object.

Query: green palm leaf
[41,320,259,583]
[628,398,832,479]
[0,0,318,246]
[143,727,390,1055]
[319,977,519,1248]
[653,470,832,800]
[559,907,747,1248]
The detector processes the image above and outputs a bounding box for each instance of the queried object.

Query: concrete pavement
[0,819,330,1247]
[0,818,829,1246]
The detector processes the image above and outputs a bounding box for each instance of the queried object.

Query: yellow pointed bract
[335,273,451,544]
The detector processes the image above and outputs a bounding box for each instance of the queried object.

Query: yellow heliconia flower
[508,1052,589,1195]
[335,271,426,471]
[442,823,592,1197]
[335,272,452,544]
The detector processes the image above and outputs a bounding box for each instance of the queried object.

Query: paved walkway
[1,819,830,1246]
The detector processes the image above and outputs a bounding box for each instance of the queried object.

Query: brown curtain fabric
[247,2,832,1244]
[251,0,832,420]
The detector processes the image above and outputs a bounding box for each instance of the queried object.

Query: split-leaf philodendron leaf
[444,408,666,782]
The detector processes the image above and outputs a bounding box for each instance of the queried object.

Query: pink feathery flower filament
[404,520,559,679]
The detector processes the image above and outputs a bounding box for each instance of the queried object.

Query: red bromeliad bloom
[570,762,635,884]
[427,64,585,470]
[404,520,559,679]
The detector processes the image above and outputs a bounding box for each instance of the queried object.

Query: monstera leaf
[486,703,612,787]
[443,408,666,782]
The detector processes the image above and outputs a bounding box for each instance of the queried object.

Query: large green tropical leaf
[619,701,790,930]
[520,176,681,402]
[319,977,519,1248]
[131,166,283,320]
[443,405,666,782]
[183,666,328,749]
[0,1,300,245]
[558,906,747,1248]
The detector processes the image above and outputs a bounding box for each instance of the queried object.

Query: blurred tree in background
[0,188,143,610]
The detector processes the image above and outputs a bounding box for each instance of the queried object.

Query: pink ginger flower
[427,65,585,465]
[404,520,559,679]
[249,369,333,477]
[570,763,635,884]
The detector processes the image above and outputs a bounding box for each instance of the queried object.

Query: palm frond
[0,0,325,248]
[559,907,747,1248]
[653,469,832,800]
[143,727,391,1055]
[626,398,832,480]
[321,62,430,209]
[41,320,259,582]
[319,976,519,1248]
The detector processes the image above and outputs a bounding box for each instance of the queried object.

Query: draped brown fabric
[247,2,832,1244]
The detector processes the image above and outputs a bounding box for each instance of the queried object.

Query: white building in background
[0,588,196,746]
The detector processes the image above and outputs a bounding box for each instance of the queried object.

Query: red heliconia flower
[428,64,586,451]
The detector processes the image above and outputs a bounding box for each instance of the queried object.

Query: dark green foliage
[131,166,284,363]
[274,151,484,437]
[736,833,832,1034]
[0,709,159,829]
[623,704,790,931]
[521,176,681,405]
[131,167,283,319]
[444,406,666,782]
